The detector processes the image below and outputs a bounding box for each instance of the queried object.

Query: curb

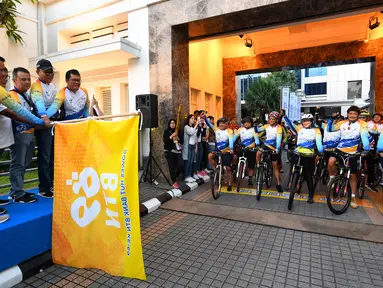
[140,174,211,217]
[0,174,212,288]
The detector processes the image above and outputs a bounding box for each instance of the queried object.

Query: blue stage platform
[0,188,52,272]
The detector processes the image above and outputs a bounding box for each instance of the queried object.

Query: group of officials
[0,57,103,223]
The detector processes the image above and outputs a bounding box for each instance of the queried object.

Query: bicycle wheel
[313,159,323,192]
[357,174,365,200]
[265,163,272,188]
[236,162,245,192]
[212,165,222,200]
[256,166,264,201]
[372,164,382,188]
[321,169,329,185]
[327,175,351,215]
[288,171,300,211]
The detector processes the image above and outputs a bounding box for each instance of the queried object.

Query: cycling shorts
[244,150,256,169]
[333,149,358,174]
[212,152,233,167]
[262,144,281,162]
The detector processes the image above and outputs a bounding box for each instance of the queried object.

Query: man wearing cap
[30,59,58,198]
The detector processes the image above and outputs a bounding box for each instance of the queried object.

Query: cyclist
[327,105,370,209]
[256,111,283,193]
[314,107,341,183]
[364,110,383,192]
[234,116,260,187]
[205,116,235,191]
[283,112,323,204]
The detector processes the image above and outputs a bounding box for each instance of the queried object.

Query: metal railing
[0,147,38,189]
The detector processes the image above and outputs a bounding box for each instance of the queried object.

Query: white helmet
[301,114,314,121]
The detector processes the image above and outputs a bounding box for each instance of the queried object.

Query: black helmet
[217,117,228,125]
[347,105,361,114]
[241,116,254,125]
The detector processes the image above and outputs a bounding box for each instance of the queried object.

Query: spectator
[206,116,216,171]
[163,119,183,189]
[183,114,198,183]
[200,118,209,173]
[196,117,207,178]
[89,96,104,116]
[31,59,58,198]
[8,68,37,203]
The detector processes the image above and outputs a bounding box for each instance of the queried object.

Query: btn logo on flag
[52,116,146,280]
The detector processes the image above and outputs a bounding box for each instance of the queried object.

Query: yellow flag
[52,117,146,280]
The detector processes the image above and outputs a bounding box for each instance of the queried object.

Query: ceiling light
[244,38,253,48]
[369,16,380,30]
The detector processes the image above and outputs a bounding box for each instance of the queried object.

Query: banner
[281,87,290,116]
[52,117,146,280]
[289,92,296,121]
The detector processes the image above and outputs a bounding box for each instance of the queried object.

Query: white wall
[0,1,38,72]
[189,39,224,119]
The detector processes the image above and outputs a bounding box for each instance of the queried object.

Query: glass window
[304,83,327,96]
[347,80,362,99]
[305,67,327,77]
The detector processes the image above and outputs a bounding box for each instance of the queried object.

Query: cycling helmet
[241,116,254,125]
[301,114,314,121]
[217,117,228,125]
[347,105,361,114]
[269,111,280,119]
[360,110,370,118]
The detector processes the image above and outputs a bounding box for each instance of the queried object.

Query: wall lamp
[369,15,380,30]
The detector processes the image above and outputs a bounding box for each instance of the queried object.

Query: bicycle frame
[236,149,247,179]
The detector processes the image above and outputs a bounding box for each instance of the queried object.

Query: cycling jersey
[284,116,323,156]
[234,127,259,149]
[205,118,234,153]
[0,86,44,126]
[53,87,90,120]
[368,120,383,135]
[8,90,34,134]
[257,124,282,152]
[327,118,370,154]
[30,79,58,117]
[320,122,340,151]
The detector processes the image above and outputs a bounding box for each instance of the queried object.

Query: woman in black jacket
[163,119,183,188]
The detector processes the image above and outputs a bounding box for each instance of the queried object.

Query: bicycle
[255,149,273,201]
[326,152,364,215]
[372,154,383,188]
[287,152,305,211]
[211,151,232,200]
[313,155,328,191]
[235,146,248,192]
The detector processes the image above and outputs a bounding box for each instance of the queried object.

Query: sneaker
[185,177,194,183]
[286,160,290,163]
[204,168,211,173]
[365,184,378,193]
[0,207,6,214]
[200,171,207,176]
[193,174,200,180]
[380,182,383,186]
[0,199,10,206]
[350,197,358,209]
[0,214,9,223]
[172,182,179,189]
[198,172,205,177]
[227,185,232,192]
[248,179,253,187]
[13,194,37,204]
[8,191,34,200]
[276,185,283,193]
[38,191,54,198]
[280,169,284,174]
[307,197,314,204]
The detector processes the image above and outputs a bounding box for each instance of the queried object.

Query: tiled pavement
[16,208,383,288]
